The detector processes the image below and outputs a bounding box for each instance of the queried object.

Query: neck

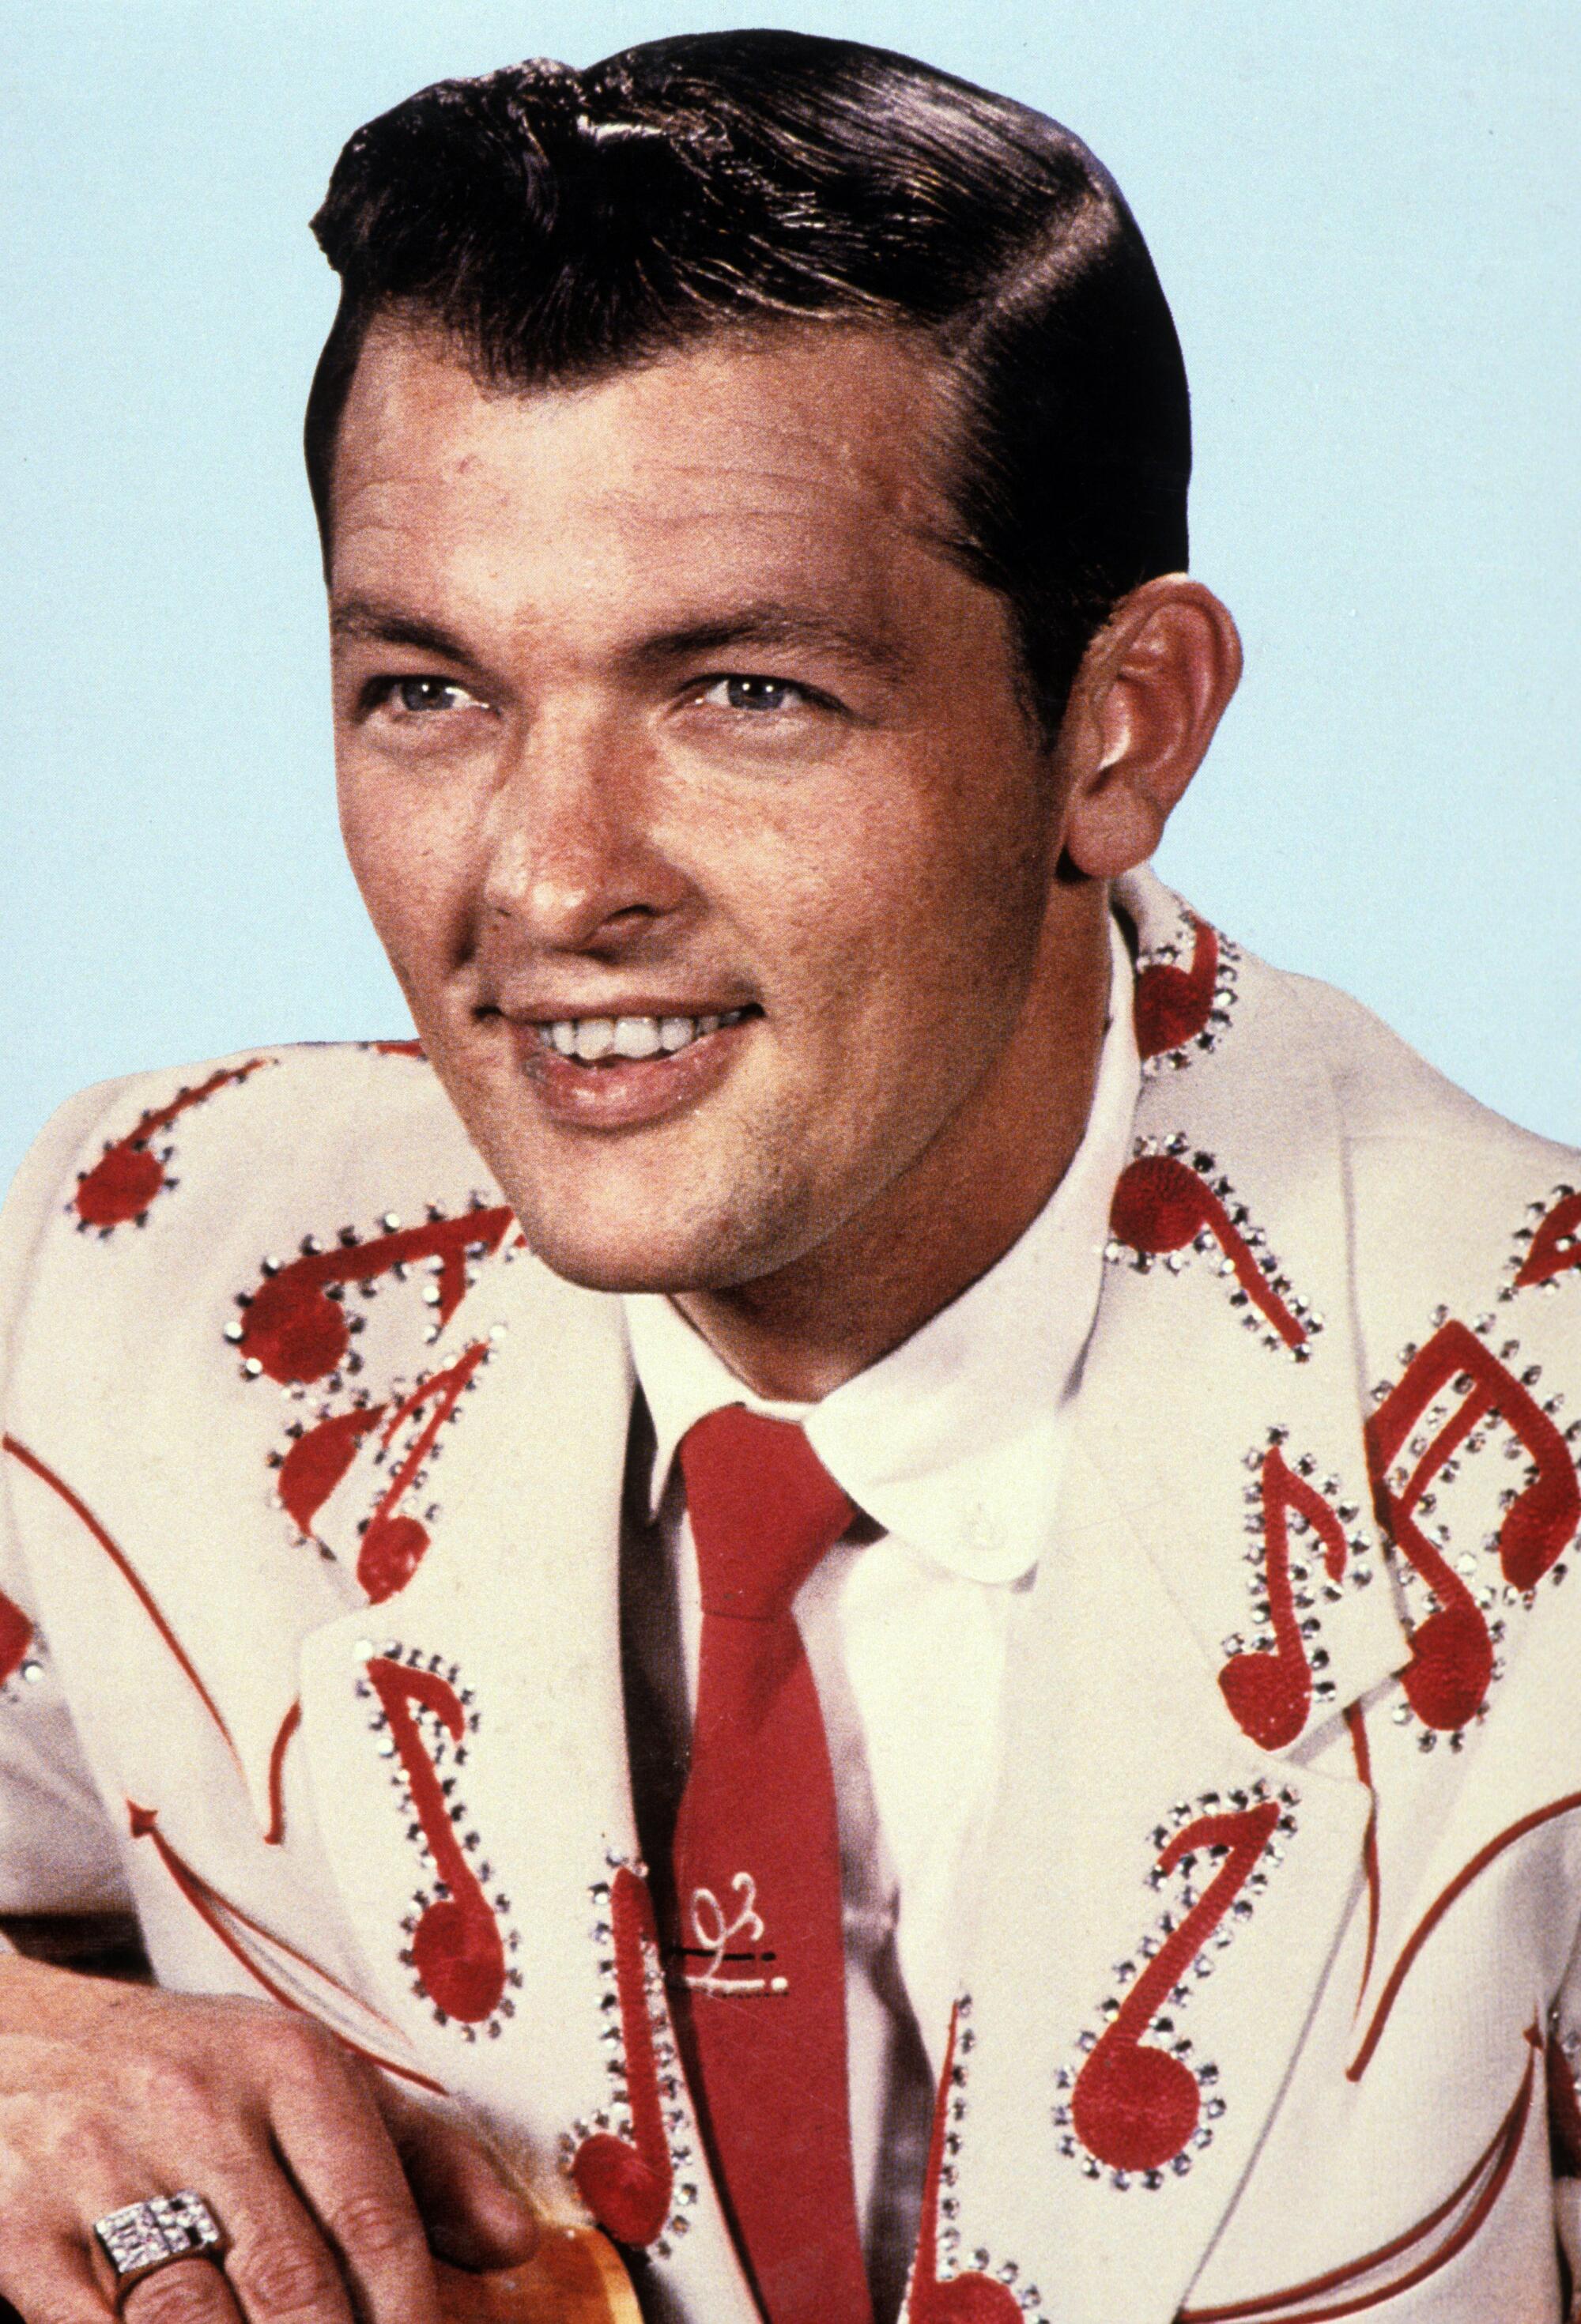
[674,883,1116,1401]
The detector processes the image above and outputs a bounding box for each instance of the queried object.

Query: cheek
[336,774,474,985]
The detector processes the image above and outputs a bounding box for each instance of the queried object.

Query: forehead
[327,319,969,628]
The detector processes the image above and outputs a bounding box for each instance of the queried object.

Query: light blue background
[4,2,1576,1190]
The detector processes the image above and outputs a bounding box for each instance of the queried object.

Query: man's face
[329,319,1096,1296]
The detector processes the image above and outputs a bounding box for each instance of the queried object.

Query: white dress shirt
[621,918,1139,2315]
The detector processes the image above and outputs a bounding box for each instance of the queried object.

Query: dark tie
[670,1405,874,2324]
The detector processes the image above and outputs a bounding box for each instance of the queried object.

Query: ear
[1055,577,1242,880]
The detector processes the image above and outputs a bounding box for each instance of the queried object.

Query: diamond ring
[92,2194,225,2303]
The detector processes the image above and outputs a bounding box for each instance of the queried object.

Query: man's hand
[0,1956,536,2322]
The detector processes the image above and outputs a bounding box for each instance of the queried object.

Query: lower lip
[509,1017,757,1130]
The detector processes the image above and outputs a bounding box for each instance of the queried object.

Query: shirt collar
[623,913,1140,1585]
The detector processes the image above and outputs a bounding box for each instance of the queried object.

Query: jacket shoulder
[1273,962,1577,1177]
[1,1043,515,1412]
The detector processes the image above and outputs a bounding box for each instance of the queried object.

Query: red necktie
[671,1405,874,2324]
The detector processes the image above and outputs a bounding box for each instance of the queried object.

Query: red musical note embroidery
[1515,1189,1581,1292]
[276,1405,389,1535]
[1108,1153,1312,1352]
[907,2005,1023,2322]
[1365,1320,1579,1730]
[367,1039,426,1058]
[74,1061,270,1230]
[356,1344,491,1602]
[1134,915,1224,1064]
[0,1592,33,1690]
[1218,1450,1351,1749]
[572,1866,676,2248]
[364,1657,508,2024]
[232,1207,513,1385]
[1070,1799,1281,2174]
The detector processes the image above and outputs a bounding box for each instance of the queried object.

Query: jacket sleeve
[0,1086,140,1914]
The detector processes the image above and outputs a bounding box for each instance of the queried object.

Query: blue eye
[715,676,802,712]
[394,677,475,713]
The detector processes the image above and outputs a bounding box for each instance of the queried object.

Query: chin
[506,1186,812,1300]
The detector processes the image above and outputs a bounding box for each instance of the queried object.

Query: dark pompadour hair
[307,30,1190,738]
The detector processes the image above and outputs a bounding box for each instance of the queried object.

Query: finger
[122,2254,242,2324]
[192,2167,356,2324]
[0,2228,131,2324]
[261,2036,439,2324]
[374,2084,537,2272]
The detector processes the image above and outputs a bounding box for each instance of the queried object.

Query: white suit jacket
[2,866,1581,2324]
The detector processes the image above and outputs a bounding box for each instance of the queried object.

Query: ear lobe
[1059,579,1242,881]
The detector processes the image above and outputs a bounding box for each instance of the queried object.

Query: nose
[480,710,690,954]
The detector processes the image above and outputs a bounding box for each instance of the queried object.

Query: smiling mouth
[534,1005,760,1063]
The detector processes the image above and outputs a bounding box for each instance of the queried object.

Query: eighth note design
[1218,1439,1374,1751]
[358,1647,522,2035]
[1106,1139,1319,1357]
[1058,1786,1295,2186]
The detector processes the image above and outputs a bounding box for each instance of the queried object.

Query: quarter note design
[906,1998,1036,2323]
[568,1860,689,2254]
[1507,1183,1581,1297]
[1218,1440,1372,1750]
[1133,911,1240,1074]
[1365,1317,1580,1733]
[1058,1787,1293,2183]
[72,1060,272,1233]
[1106,1140,1319,1356]
[360,1648,520,2033]
[227,1200,514,1388]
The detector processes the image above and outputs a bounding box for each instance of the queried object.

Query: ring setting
[93,2193,225,2297]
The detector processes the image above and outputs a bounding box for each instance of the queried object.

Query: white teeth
[540,1006,752,1062]
[573,1019,616,1062]
[613,1017,662,1059]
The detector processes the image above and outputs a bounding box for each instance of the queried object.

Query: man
[1,28,1579,2324]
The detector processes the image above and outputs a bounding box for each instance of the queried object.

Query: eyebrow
[628,602,910,678]
[329,599,479,662]
[327,594,910,680]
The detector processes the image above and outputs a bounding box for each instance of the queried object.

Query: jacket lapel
[298,1248,757,2310]
[919,873,1416,2324]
